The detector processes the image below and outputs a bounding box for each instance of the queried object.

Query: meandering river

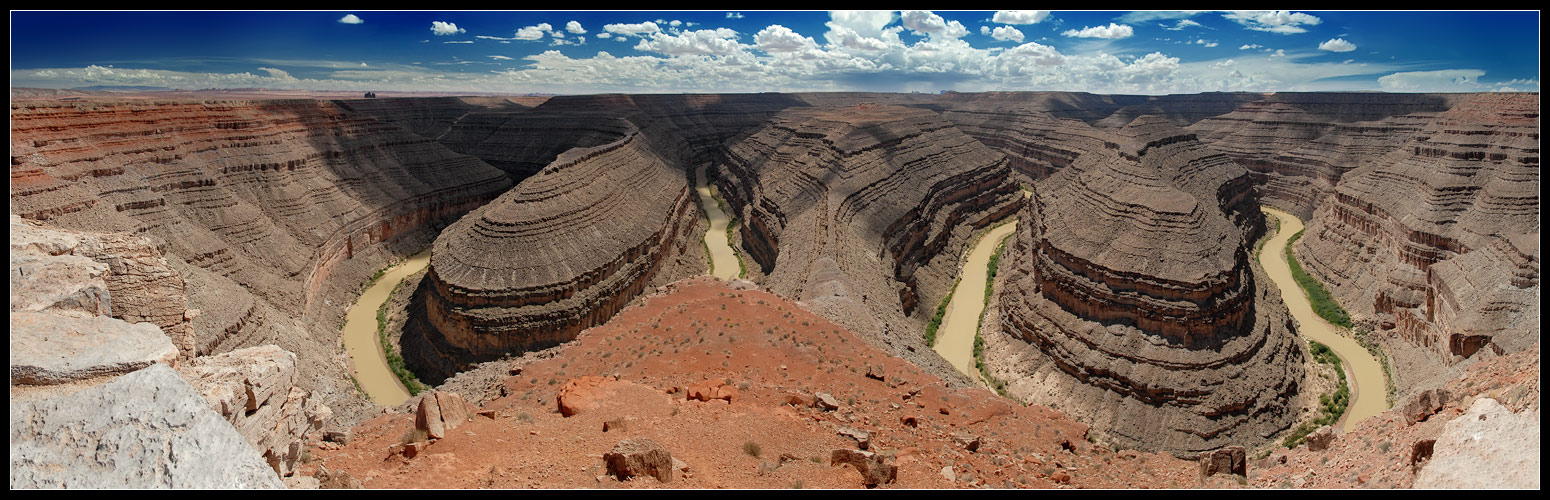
[1258,206,1388,432]
[695,165,742,280]
[343,249,429,406]
[933,221,1018,385]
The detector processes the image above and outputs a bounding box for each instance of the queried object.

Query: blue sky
[9,10,1540,94]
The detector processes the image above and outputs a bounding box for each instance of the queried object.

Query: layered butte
[404,113,709,382]
[1296,93,1540,391]
[714,105,1022,371]
[993,116,1303,456]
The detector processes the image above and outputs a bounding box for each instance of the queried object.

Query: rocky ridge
[715,105,1022,376]
[1295,92,1540,394]
[988,116,1304,456]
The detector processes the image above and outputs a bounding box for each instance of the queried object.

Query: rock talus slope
[991,116,1303,456]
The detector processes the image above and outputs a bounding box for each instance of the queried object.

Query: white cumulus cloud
[604,22,661,37]
[755,25,817,53]
[634,28,744,57]
[515,23,553,41]
[902,11,968,38]
[992,11,1049,24]
[1318,38,1356,52]
[828,11,896,38]
[1062,23,1134,39]
[990,26,1025,43]
[1164,19,1202,30]
[431,21,465,36]
[1240,44,1262,50]
[566,21,586,34]
[1223,11,1321,34]
[338,14,363,25]
[727,12,744,19]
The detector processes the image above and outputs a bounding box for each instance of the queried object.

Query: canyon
[9,89,1538,488]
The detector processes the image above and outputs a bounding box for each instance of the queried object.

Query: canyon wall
[403,112,710,383]
[9,99,514,421]
[714,105,1023,373]
[991,116,1304,456]
[1295,92,1540,393]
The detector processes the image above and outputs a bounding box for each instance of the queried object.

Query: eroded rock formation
[715,105,1022,370]
[1295,93,1540,391]
[993,116,1303,456]
[404,113,708,382]
[9,98,514,425]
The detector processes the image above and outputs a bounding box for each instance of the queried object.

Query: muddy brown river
[933,220,1018,385]
[1259,207,1388,431]
[696,165,742,280]
[343,249,429,406]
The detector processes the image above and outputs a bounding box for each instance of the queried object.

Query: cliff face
[992,116,1303,457]
[1296,93,1540,392]
[1187,94,1463,218]
[715,105,1022,371]
[9,99,514,425]
[404,113,709,382]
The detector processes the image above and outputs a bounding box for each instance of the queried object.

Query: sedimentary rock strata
[994,116,1303,456]
[178,345,331,477]
[11,213,195,360]
[405,115,708,382]
[9,99,513,421]
[714,105,1022,368]
[1187,95,1459,218]
[1296,93,1540,390]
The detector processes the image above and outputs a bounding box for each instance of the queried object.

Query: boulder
[1306,426,1336,451]
[603,438,675,483]
[838,427,871,450]
[1414,398,1539,489]
[415,393,446,439]
[1197,446,1247,479]
[10,310,177,385]
[813,392,841,411]
[9,249,111,316]
[830,449,897,487]
[9,365,283,488]
[558,376,613,417]
[1402,388,1449,425]
[953,432,982,453]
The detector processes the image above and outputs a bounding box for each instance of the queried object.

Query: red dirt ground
[307,277,1201,489]
[304,277,1538,489]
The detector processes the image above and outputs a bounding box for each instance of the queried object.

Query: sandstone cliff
[404,112,709,383]
[988,116,1304,456]
[1295,93,1540,393]
[715,105,1022,375]
[9,98,515,424]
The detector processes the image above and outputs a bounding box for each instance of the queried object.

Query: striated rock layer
[404,113,710,382]
[9,99,513,426]
[1187,93,1464,218]
[714,105,1022,373]
[995,116,1303,456]
[1296,93,1540,392]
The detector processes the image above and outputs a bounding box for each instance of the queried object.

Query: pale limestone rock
[10,310,177,385]
[9,364,284,489]
[1414,398,1539,489]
